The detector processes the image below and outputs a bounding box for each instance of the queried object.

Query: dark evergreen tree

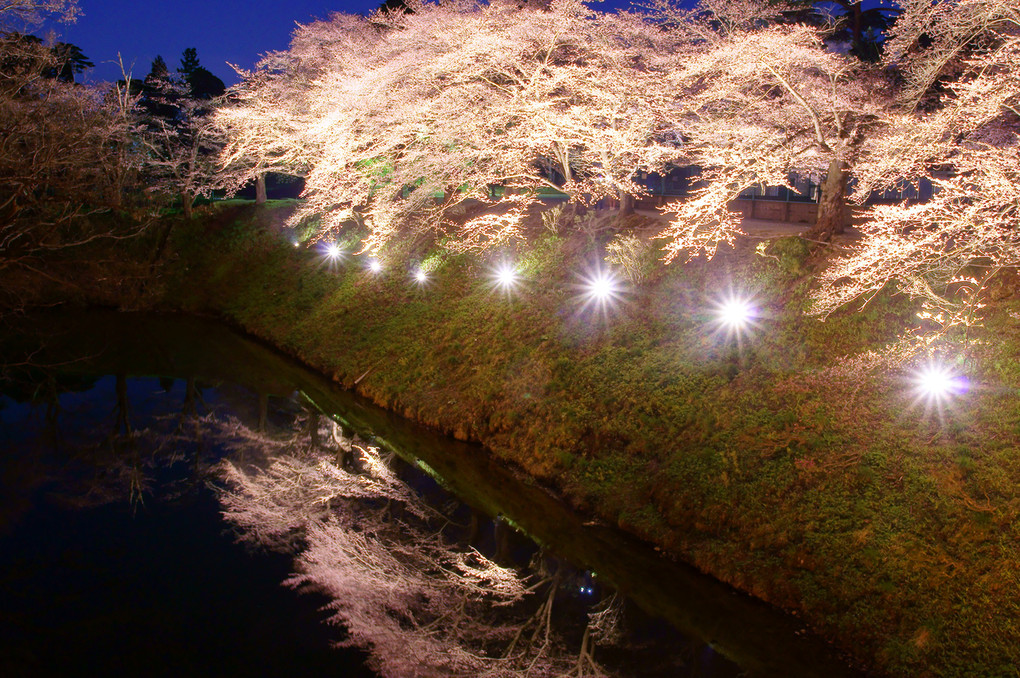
[174,47,224,99]
[177,47,200,77]
[186,65,225,99]
[137,48,228,220]
[141,54,178,120]
[44,41,92,81]
[377,0,415,13]
[0,33,91,84]
[146,54,168,82]
[784,0,900,62]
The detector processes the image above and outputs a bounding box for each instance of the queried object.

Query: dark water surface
[0,311,861,677]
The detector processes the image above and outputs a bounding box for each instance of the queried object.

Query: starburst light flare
[710,291,759,340]
[911,361,968,408]
[413,268,428,285]
[367,258,383,273]
[719,296,754,330]
[489,260,521,296]
[576,265,625,316]
[316,241,346,271]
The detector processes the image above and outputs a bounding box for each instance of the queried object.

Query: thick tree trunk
[182,376,197,417]
[618,191,635,217]
[255,173,267,205]
[181,190,194,220]
[108,179,123,208]
[809,158,851,241]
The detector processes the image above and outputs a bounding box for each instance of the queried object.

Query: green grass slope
[162,202,1020,677]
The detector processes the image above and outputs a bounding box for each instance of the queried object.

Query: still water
[0,311,859,677]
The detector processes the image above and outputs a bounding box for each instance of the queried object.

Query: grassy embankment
[16,200,1020,677]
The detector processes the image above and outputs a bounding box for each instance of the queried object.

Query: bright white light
[578,267,624,313]
[590,275,615,299]
[292,240,300,248]
[718,297,754,330]
[414,269,428,284]
[367,259,383,273]
[911,361,967,406]
[490,261,520,295]
[325,243,343,259]
[710,291,759,340]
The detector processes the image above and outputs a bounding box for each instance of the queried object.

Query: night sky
[57,0,382,85]
[51,0,644,86]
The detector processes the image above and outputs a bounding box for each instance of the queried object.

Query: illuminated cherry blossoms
[217,0,679,253]
[215,0,1018,326]
[813,0,1020,326]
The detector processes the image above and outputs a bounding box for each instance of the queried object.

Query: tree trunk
[852,2,863,53]
[307,411,320,447]
[618,191,635,217]
[255,173,267,205]
[258,392,268,432]
[182,376,197,417]
[115,373,131,435]
[181,190,194,220]
[150,219,175,264]
[809,158,851,241]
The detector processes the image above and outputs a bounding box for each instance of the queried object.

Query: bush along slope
[162,202,1020,677]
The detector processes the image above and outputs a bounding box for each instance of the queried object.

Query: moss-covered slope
[158,202,1020,677]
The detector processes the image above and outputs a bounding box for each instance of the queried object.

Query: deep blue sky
[53,0,642,86]
[58,1,381,85]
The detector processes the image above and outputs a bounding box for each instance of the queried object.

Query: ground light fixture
[317,241,346,271]
[489,260,520,296]
[911,360,968,408]
[367,258,383,274]
[718,295,754,330]
[577,266,624,314]
[413,268,429,285]
[710,291,759,341]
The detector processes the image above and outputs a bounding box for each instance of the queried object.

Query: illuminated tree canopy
[213,0,1019,323]
[217,0,682,253]
[813,0,1020,325]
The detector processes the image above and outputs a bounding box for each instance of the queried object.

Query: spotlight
[367,259,383,273]
[414,269,428,284]
[490,261,520,295]
[718,296,754,330]
[911,361,967,406]
[577,266,624,313]
[589,274,615,300]
[325,243,343,260]
[710,291,759,340]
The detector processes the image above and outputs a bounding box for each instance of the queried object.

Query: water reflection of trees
[0,370,222,516]
[218,416,624,678]
[0,365,719,676]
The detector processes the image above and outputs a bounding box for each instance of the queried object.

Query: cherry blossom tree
[0,0,149,279]
[141,73,226,220]
[812,0,1020,327]
[217,0,679,253]
[0,0,78,30]
[648,1,891,260]
[0,46,144,269]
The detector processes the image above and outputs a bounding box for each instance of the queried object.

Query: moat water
[0,310,858,677]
